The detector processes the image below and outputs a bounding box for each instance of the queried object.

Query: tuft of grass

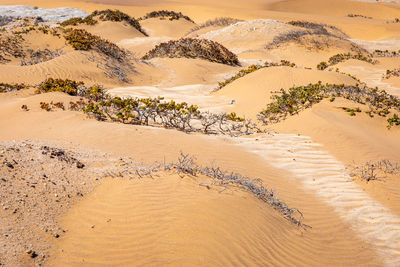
[142,38,240,66]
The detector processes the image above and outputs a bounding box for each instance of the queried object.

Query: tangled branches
[317,53,377,70]
[20,49,62,66]
[258,82,400,129]
[172,153,307,227]
[350,160,400,182]
[139,10,194,23]
[142,38,240,66]
[216,60,296,90]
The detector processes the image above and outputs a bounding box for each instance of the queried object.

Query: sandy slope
[1,0,400,266]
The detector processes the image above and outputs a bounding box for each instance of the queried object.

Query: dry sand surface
[1,0,400,266]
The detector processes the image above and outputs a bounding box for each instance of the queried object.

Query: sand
[0,0,400,266]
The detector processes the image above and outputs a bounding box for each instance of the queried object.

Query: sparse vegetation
[186,17,242,35]
[0,34,25,62]
[316,53,377,70]
[0,82,27,93]
[383,68,400,79]
[372,49,400,57]
[59,9,147,36]
[63,28,127,61]
[142,38,240,66]
[342,107,361,116]
[350,160,400,182]
[216,60,296,89]
[347,14,372,19]
[139,10,194,23]
[20,49,62,66]
[258,82,400,129]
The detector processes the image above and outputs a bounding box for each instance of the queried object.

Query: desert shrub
[142,38,240,66]
[316,53,377,70]
[59,16,97,26]
[64,29,126,61]
[59,9,147,36]
[35,78,84,95]
[372,49,400,57]
[0,34,25,62]
[40,102,52,111]
[20,48,62,66]
[216,60,296,89]
[258,82,400,129]
[387,114,400,128]
[383,68,400,79]
[91,9,147,36]
[342,107,361,116]
[347,14,372,19]
[186,17,242,34]
[0,82,26,93]
[140,10,194,23]
[350,160,400,182]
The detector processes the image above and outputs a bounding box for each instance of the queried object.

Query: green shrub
[140,10,194,23]
[0,83,26,93]
[35,78,84,95]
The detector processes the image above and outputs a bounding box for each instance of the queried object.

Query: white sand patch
[234,133,400,266]
[0,5,88,22]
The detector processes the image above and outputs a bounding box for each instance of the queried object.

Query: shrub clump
[383,68,400,79]
[140,10,194,23]
[217,60,296,89]
[316,53,377,70]
[347,14,372,19]
[35,78,84,95]
[59,9,147,36]
[372,49,400,57]
[64,29,126,61]
[142,38,240,66]
[0,83,26,93]
[258,82,400,129]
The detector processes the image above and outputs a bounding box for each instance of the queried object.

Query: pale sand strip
[235,134,400,266]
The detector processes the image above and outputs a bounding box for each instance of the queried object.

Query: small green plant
[342,107,361,116]
[387,114,400,129]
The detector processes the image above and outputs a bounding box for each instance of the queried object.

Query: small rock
[53,233,60,238]
[4,163,13,169]
[76,162,85,169]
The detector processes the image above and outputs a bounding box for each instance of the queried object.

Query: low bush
[35,78,84,95]
[383,68,400,79]
[342,107,361,116]
[63,29,126,61]
[142,38,240,66]
[316,53,377,70]
[139,10,194,23]
[258,82,400,129]
[216,60,296,89]
[347,14,372,19]
[59,9,147,36]
[372,49,400,57]
[0,82,26,93]
[350,160,400,182]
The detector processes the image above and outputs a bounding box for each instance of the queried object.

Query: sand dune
[1,1,400,266]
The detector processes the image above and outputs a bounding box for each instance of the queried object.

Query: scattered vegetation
[0,34,25,62]
[258,82,400,129]
[387,114,400,128]
[139,10,194,23]
[39,101,65,111]
[167,152,307,227]
[317,53,377,70]
[20,49,62,66]
[186,17,242,35]
[34,78,84,95]
[0,82,27,93]
[60,9,147,36]
[266,20,351,50]
[142,38,240,66]
[347,14,372,19]
[372,49,400,57]
[63,28,127,61]
[342,107,361,116]
[216,60,296,90]
[350,160,400,182]
[39,102,52,111]
[383,68,400,79]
